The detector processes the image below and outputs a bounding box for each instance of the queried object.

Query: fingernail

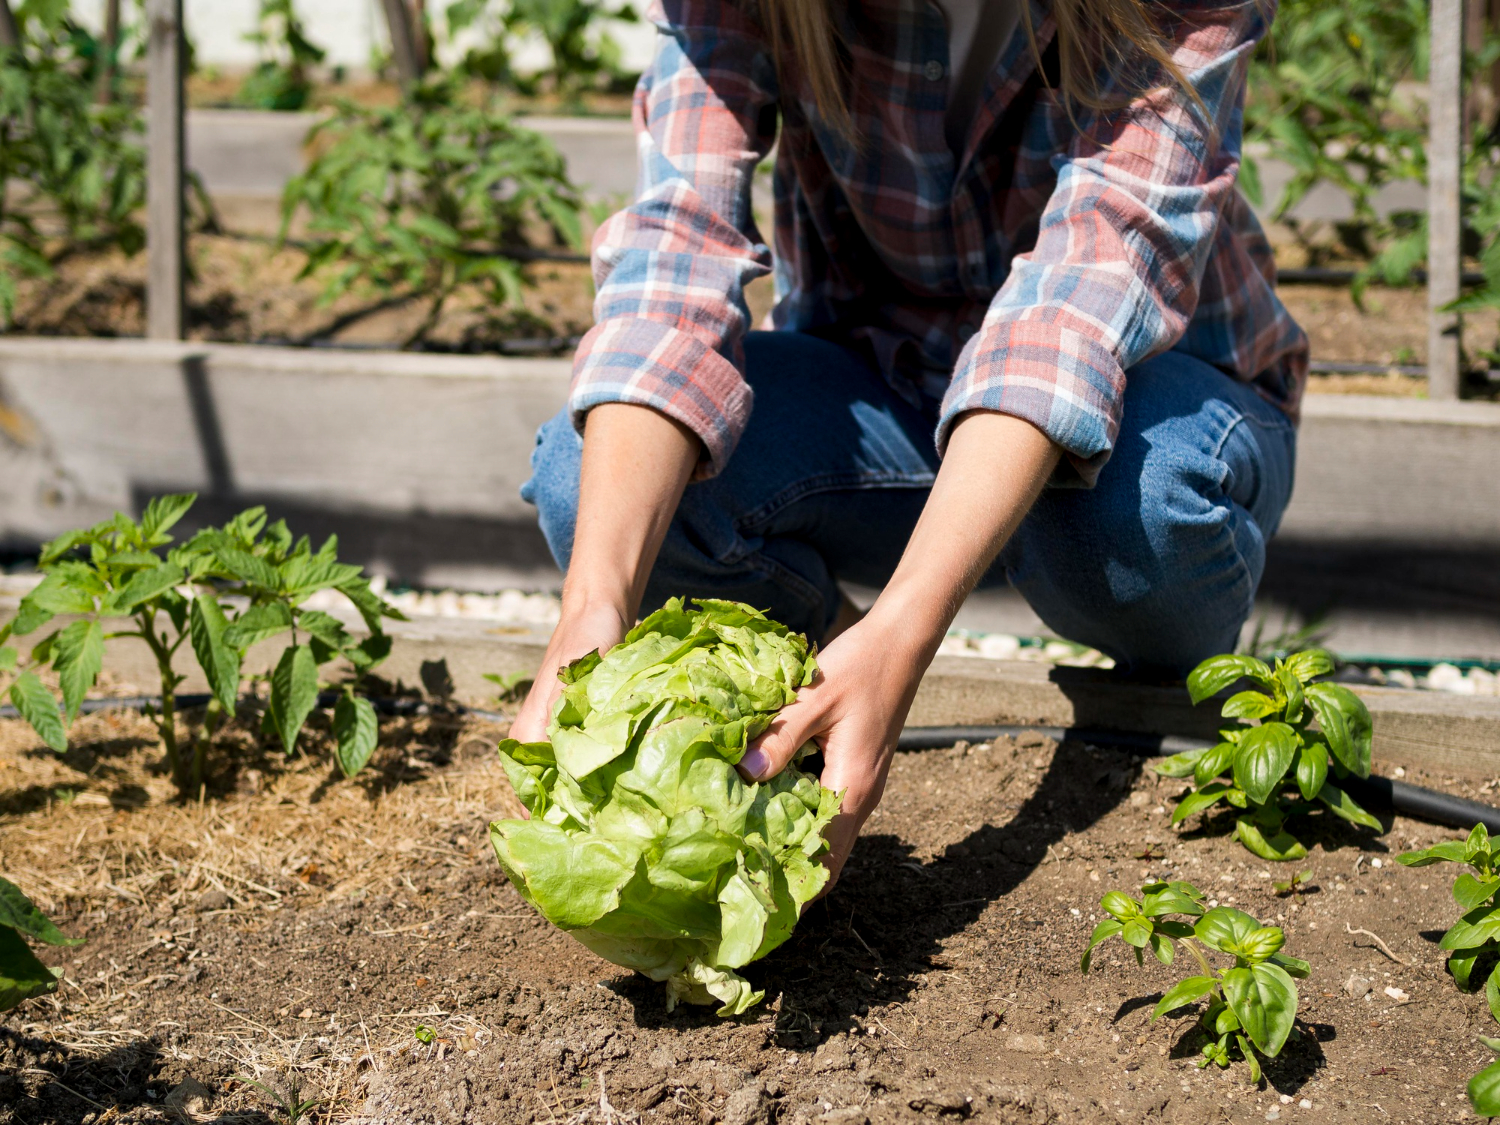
[740,748,769,779]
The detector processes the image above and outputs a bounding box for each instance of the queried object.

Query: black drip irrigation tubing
[897,725,1500,834]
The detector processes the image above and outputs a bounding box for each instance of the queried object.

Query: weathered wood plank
[145,0,185,341]
[1428,0,1465,400]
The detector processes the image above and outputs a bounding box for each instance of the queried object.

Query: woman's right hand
[507,601,630,744]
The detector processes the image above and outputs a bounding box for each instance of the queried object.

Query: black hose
[897,724,1500,834]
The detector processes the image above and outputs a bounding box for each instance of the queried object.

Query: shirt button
[924,59,945,82]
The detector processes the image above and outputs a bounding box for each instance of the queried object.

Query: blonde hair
[759,0,1202,138]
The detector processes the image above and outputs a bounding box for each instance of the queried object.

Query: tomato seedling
[1,495,403,789]
[1156,650,1380,861]
[1399,823,1500,1116]
[0,875,83,1011]
[1081,879,1309,1083]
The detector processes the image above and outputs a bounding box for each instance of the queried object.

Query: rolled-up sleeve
[937,1,1268,486]
[569,0,778,478]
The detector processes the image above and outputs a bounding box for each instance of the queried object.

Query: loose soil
[1,709,1493,1125]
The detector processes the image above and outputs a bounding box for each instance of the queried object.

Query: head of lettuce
[490,598,841,1015]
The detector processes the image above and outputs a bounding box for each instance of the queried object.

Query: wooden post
[379,0,425,88]
[0,0,20,53]
[95,0,121,104]
[145,0,185,341]
[1429,0,1465,400]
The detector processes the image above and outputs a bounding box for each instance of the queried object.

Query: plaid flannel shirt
[570,0,1308,486]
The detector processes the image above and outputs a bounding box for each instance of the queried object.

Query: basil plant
[1399,824,1500,1115]
[491,599,839,1016]
[1082,879,1309,1083]
[1157,650,1381,861]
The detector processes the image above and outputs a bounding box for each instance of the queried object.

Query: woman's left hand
[735,608,929,891]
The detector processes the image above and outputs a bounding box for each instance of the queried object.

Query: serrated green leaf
[268,644,319,755]
[140,492,197,541]
[0,926,60,1011]
[10,671,65,752]
[105,561,183,614]
[0,876,82,946]
[223,601,294,650]
[51,619,103,723]
[190,595,241,715]
[334,692,378,779]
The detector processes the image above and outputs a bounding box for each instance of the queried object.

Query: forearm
[563,402,700,623]
[865,410,1060,662]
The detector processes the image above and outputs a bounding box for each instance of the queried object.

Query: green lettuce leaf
[488,598,837,1016]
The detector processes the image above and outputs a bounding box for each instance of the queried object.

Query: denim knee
[520,408,584,573]
[1004,356,1295,675]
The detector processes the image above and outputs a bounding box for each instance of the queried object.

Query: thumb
[738,687,830,783]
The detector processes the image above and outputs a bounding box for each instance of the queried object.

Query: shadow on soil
[0,1024,275,1125]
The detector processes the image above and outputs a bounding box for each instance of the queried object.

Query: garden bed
[1,710,1494,1124]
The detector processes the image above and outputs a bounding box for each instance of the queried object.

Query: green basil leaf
[1151,975,1217,1020]
[1455,873,1500,912]
[1149,931,1175,965]
[1155,745,1210,778]
[1399,840,1469,867]
[1237,1034,1262,1084]
[1171,782,1232,825]
[1295,740,1328,801]
[1269,952,1310,979]
[1232,722,1299,806]
[1223,962,1297,1057]
[1283,649,1335,683]
[1221,691,1278,720]
[1275,664,1304,724]
[1304,682,1372,777]
[1450,947,1484,990]
[1195,906,1262,952]
[1100,891,1138,921]
[1235,817,1308,862]
[1237,926,1286,963]
[1193,742,1237,786]
[1187,654,1274,704]
[1315,781,1383,831]
[1470,1057,1500,1117]
[1443,905,1500,951]
[1080,919,1123,973]
[1121,918,1152,948]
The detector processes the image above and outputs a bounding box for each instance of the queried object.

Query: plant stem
[138,608,183,785]
[192,696,223,793]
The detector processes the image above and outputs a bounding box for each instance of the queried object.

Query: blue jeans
[520,332,1297,674]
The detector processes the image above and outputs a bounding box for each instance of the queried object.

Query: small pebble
[1300,1100,1312,1110]
[1280,1094,1293,1104]
[1384,986,1409,1002]
[1371,857,1383,868]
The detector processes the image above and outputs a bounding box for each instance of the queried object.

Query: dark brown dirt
[3,711,1496,1124]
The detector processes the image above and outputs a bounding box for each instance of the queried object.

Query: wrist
[857,586,951,669]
